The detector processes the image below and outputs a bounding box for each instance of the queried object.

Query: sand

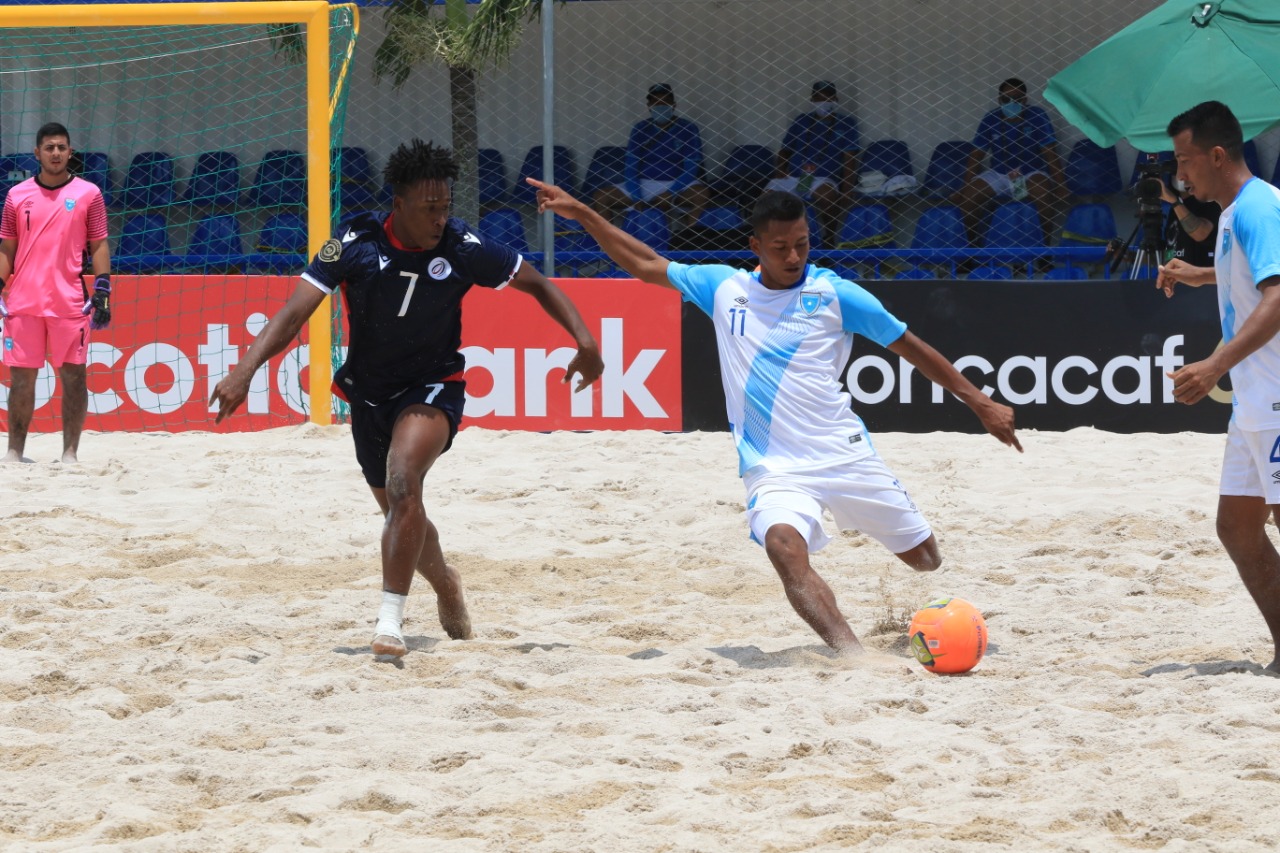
[2,424,1279,852]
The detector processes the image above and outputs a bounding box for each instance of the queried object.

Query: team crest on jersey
[64,198,76,211]
[1221,227,1232,258]
[428,257,452,280]
[318,238,342,262]
[800,291,821,314]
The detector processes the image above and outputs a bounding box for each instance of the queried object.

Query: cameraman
[1160,173,1219,265]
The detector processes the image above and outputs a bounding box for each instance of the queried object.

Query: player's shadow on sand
[333,635,443,667]
[1141,660,1280,678]
[708,644,842,669]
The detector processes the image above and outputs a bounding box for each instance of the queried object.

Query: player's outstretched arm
[887,331,1023,452]
[527,178,674,289]
[210,281,327,423]
[509,263,604,392]
[1156,258,1216,298]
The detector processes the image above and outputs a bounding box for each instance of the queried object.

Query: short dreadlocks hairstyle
[383,139,459,197]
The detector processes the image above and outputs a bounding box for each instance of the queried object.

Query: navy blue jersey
[302,212,520,405]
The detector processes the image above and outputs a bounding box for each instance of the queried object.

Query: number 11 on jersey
[728,306,748,336]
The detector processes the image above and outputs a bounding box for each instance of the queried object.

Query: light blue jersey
[667,261,906,476]
[1216,177,1280,429]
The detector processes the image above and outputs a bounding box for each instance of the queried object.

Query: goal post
[0,2,357,429]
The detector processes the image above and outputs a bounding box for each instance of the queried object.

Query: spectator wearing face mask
[768,80,861,247]
[593,83,708,229]
[954,77,1066,247]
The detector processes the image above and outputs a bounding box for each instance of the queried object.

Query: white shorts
[766,175,837,201]
[1220,419,1280,504]
[744,455,932,555]
[978,169,1048,196]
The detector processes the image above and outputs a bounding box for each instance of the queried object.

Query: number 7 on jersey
[397,271,419,317]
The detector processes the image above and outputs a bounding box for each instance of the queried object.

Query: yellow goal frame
[0,2,356,425]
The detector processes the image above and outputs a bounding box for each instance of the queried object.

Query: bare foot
[1266,657,1280,675]
[438,592,473,640]
[60,450,79,464]
[2,449,32,464]
[371,634,407,657]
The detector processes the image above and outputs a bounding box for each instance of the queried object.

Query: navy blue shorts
[348,380,466,488]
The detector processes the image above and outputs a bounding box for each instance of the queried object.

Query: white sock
[374,590,407,639]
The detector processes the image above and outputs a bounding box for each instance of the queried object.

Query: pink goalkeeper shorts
[2,313,91,368]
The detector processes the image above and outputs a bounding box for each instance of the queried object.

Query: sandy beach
[2,424,1278,851]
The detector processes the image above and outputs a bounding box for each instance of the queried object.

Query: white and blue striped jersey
[1215,178,1280,430]
[667,261,907,476]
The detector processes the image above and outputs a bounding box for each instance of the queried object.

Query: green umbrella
[1045,0,1280,151]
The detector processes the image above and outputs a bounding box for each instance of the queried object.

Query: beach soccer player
[211,140,603,657]
[1,121,111,464]
[530,176,1021,655]
[1157,100,1280,672]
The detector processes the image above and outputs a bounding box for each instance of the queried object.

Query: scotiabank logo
[460,279,681,431]
[0,276,682,432]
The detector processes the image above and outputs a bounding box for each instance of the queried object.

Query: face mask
[1172,177,1188,193]
[649,105,675,124]
[1000,101,1024,119]
[811,101,837,117]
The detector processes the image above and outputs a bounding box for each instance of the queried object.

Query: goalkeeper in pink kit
[0,122,111,463]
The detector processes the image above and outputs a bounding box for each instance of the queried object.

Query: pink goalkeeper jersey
[1,175,108,317]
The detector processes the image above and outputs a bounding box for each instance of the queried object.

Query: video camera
[1132,155,1175,251]
[1104,154,1175,277]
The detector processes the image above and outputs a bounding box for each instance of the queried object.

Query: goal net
[0,1,358,435]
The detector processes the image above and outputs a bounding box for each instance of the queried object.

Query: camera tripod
[1107,216,1165,279]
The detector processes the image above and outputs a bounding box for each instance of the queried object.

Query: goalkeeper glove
[82,275,111,330]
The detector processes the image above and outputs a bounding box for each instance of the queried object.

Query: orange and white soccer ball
[908,597,987,674]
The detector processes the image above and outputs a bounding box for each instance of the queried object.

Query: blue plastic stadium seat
[76,151,113,206]
[0,153,38,185]
[985,201,1043,248]
[1065,139,1122,197]
[245,149,306,207]
[861,139,914,178]
[910,204,967,250]
[622,207,671,252]
[806,206,824,250]
[478,148,508,206]
[711,144,775,208]
[697,205,744,231]
[1059,202,1118,247]
[122,151,175,209]
[579,145,627,200]
[182,150,241,206]
[479,207,529,253]
[333,147,378,212]
[186,214,245,271]
[967,264,1013,280]
[254,212,308,273]
[895,265,936,280]
[922,140,972,198]
[511,145,577,205]
[837,203,895,249]
[116,213,175,273]
[1243,139,1263,181]
[554,216,599,254]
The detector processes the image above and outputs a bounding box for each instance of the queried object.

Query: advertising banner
[0,276,684,433]
[681,279,1232,434]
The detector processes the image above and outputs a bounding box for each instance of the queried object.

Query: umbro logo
[378,254,390,270]
[1271,471,1280,483]
[342,229,361,243]
[463,231,481,244]
[734,296,748,305]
